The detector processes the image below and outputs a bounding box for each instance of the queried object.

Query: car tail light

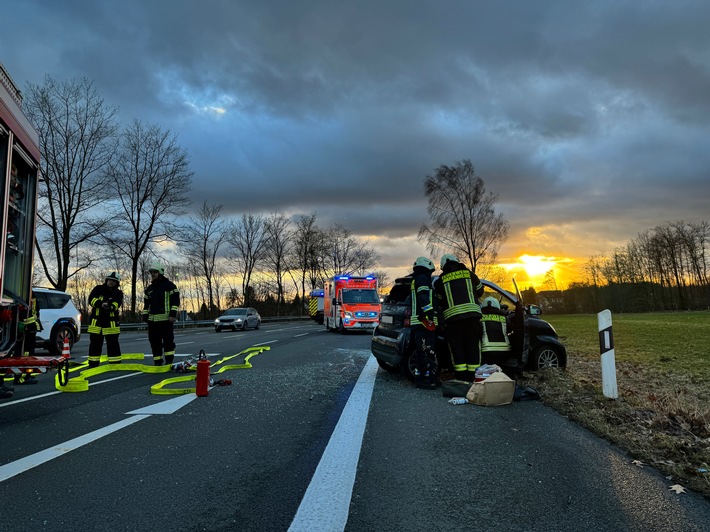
[404,307,411,328]
[0,307,13,323]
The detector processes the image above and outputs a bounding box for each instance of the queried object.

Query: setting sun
[498,254,576,290]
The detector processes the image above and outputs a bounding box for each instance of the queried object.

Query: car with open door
[371,276,566,381]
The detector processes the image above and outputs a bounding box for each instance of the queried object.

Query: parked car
[214,307,261,332]
[32,287,82,355]
[371,276,567,380]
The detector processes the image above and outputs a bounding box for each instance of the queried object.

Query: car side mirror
[528,304,542,316]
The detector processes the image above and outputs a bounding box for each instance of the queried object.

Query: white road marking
[126,394,197,415]
[253,340,279,346]
[289,356,378,532]
[294,333,309,337]
[175,341,195,345]
[0,415,149,482]
[0,395,197,482]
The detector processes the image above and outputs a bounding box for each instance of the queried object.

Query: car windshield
[223,308,247,316]
[480,287,516,312]
[341,289,380,304]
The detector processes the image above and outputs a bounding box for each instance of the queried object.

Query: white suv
[32,287,82,355]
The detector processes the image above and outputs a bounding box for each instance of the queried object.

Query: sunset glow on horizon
[499,254,578,290]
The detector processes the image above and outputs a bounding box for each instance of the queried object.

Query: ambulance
[323,275,380,333]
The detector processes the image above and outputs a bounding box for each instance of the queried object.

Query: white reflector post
[597,309,618,399]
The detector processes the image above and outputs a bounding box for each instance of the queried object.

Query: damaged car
[371,276,566,380]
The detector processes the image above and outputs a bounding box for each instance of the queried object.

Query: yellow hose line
[55,347,270,395]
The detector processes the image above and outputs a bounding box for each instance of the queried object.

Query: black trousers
[88,333,121,364]
[148,320,175,364]
[444,317,482,380]
[411,325,437,380]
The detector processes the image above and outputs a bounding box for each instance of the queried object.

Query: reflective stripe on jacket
[436,266,482,322]
[143,276,180,322]
[88,283,123,335]
[410,274,437,326]
[481,310,510,352]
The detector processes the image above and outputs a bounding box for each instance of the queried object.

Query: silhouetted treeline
[526,220,710,314]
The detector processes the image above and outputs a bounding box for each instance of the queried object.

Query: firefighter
[143,263,180,366]
[480,296,512,366]
[87,272,124,367]
[433,254,484,381]
[14,291,41,384]
[410,256,439,389]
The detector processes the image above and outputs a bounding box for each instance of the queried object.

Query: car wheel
[531,345,563,370]
[338,320,346,334]
[402,348,440,382]
[51,325,75,356]
[215,327,221,333]
[402,350,417,381]
[255,320,260,330]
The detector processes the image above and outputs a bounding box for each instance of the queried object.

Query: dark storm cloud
[3,0,710,273]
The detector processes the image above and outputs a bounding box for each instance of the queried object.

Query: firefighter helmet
[149,263,164,275]
[482,297,500,309]
[413,256,434,271]
[105,271,121,282]
[440,253,458,270]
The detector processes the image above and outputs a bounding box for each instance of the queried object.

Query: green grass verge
[545,311,710,382]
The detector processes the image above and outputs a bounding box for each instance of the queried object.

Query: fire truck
[0,63,70,388]
[323,275,381,333]
[308,288,324,324]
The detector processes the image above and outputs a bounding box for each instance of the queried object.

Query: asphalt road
[1,322,709,531]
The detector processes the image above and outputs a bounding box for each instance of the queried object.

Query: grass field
[546,311,710,381]
[519,311,710,499]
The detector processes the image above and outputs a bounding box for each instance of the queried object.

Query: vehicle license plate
[381,316,393,324]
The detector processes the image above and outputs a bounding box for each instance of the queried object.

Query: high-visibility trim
[481,314,511,352]
[410,279,437,326]
[440,269,481,321]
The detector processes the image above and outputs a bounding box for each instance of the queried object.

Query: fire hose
[54,346,270,395]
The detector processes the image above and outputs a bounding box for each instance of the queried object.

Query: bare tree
[226,213,268,307]
[104,120,192,315]
[263,211,293,315]
[418,159,509,273]
[290,212,322,306]
[180,202,227,317]
[24,76,119,290]
[322,223,379,278]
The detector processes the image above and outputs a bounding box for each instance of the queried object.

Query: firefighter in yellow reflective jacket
[433,254,484,381]
[410,256,439,389]
[87,272,124,367]
[481,297,513,366]
[15,293,42,384]
[143,263,180,366]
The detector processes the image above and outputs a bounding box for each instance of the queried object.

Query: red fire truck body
[1,62,69,383]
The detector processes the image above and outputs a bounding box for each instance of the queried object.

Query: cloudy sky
[3,0,709,287]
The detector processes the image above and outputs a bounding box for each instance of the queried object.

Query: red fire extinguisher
[195,350,210,397]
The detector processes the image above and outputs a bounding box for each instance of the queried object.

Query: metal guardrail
[81,315,312,333]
